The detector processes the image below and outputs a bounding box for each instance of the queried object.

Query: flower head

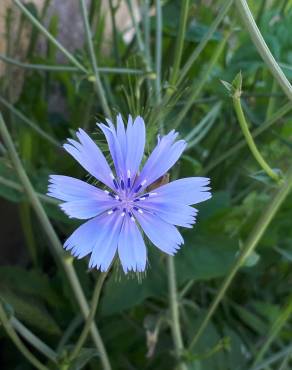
[48,115,211,273]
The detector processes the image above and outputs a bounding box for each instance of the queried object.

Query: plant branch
[0,113,111,370]
[235,0,292,101]
[0,302,49,370]
[70,272,108,362]
[167,256,188,370]
[11,317,58,363]
[79,0,111,118]
[13,0,87,74]
[189,166,292,350]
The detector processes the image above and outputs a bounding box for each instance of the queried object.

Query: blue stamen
[121,179,125,190]
[113,179,119,189]
[127,178,131,188]
[134,184,142,193]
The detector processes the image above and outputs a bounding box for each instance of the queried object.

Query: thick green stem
[0,303,49,370]
[0,113,111,370]
[11,317,58,363]
[235,0,292,101]
[79,0,111,118]
[232,89,280,183]
[70,272,108,362]
[13,0,87,74]
[169,0,189,86]
[203,102,292,174]
[167,256,188,370]
[189,166,292,350]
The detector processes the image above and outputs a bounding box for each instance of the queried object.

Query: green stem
[232,88,280,182]
[0,303,49,370]
[11,317,58,363]
[155,0,162,103]
[109,0,121,65]
[175,32,229,128]
[79,0,111,118]
[0,96,59,147]
[169,0,189,86]
[252,343,292,370]
[178,0,233,84]
[0,54,144,74]
[13,0,87,74]
[189,166,292,350]
[235,0,292,102]
[0,175,57,205]
[70,272,108,362]
[203,101,292,174]
[167,256,188,370]
[251,295,292,367]
[0,113,112,370]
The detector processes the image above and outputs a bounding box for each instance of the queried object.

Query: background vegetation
[0,0,292,369]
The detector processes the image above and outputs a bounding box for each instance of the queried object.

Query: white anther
[149,192,157,196]
[104,190,109,194]
[107,210,113,215]
[115,195,119,200]
[110,172,115,179]
[131,216,135,222]
[121,212,125,217]
[140,197,146,200]
[138,209,143,214]
[127,169,131,178]
[141,179,147,186]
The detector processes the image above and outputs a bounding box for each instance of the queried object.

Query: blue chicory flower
[47,115,211,273]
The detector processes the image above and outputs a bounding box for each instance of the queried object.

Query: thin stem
[175,32,229,128]
[252,343,292,370]
[203,101,292,174]
[0,302,49,370]
[189,166,292,350]
[251,295,292,367]
[143,0,151,68]
[11,317,58,363]
[0,113,111,370]
[70,272,108,362]
[167,256,188,370]
[109,0,121,65]
[0,175,58,205]
[155,0,162,103]
[235,0,292,102]
[79,0,111,118]
[13,0,87,74]
[169,0,189,86]
[232,89,280,183]
[0,96,59,147]
[0,54,143,74]
[178,0,233,84]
